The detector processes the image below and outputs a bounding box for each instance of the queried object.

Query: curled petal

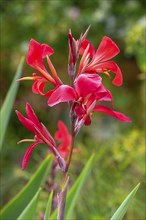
[26,39,54,71]
[75,74,102,98]
[93,105,132,122]
[97,89,113,102]
[80,39,95,58]
[22,142,39,169]
[32,78,47,95]
[95,61,123,86]
[48,85,77,106]
[95,36,120,62]
[41,43,54,58]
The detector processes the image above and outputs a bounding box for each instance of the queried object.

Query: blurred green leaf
[66,154,94,219]
[50,154,94,220]
[17,188,41,220]
[110,183,140,220]
[0,155,52,220]
[44,191,53,220]
[0,57,24,149]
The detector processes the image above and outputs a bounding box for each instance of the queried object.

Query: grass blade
[0,155,52,220]
[0,57,24,149]
[110,183,140,220]
[44,191,53,220]
[17,188,41,220]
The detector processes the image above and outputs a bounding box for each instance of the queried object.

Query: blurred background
[0,0,145,219]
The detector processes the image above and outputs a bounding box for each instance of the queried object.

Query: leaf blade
[0,155,52,220]
[110,183,140,220]
[44,191,53,220]
[0,57,24,149]
[17,188,41,220]
[66,154,94,219]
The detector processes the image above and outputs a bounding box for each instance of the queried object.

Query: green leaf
[50,154,94,220]
[110,183,140,220]
[17,188,41,220]
[0,57,24,149]
[0,155,52,220]
[44,191,53,220]
[66,154,94,219]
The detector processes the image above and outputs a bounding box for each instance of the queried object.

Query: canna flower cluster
[16,28,131,171]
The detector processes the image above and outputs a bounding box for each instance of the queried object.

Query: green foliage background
[0,0,145,219]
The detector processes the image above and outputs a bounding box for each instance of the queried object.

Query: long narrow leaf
[50,154,94,220]
[110,183,140,220]
[0,57,24,149]
[66,154,94,219]
[44,191,53,220]
[0,155,52,220]
[17,188,41,220]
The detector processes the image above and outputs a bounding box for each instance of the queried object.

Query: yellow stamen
[16,77,35,82]
[104,71,111,78]
[17,139,35,144]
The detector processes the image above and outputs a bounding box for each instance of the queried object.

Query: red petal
[55,121,71,158]
[41,43,54,58]
[26,103,42,129]
[95,36,120,62]
[16,110,36,134]
[75,106,85,116]
[22,142,38,169]
[26,39,54,71]
[48,85,77,106]
[75,74,102,98]
[32,78,46,95]
[80,39,95,58]
[97,89,113,102]
[96,61,123,86]
[84,115,91,125]
[93,105,132,122]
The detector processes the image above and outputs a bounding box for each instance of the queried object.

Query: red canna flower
[48,73,131,133]
[55,121,72,158]
[18,39,62,96]
[16,103,67,171]
[78,36,123,86]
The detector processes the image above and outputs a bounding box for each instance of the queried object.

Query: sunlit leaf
[0,57,24,149]
[17,188,41,220]
[110,183,140,220]
[44,191,53,220]
[0,155,52,220]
